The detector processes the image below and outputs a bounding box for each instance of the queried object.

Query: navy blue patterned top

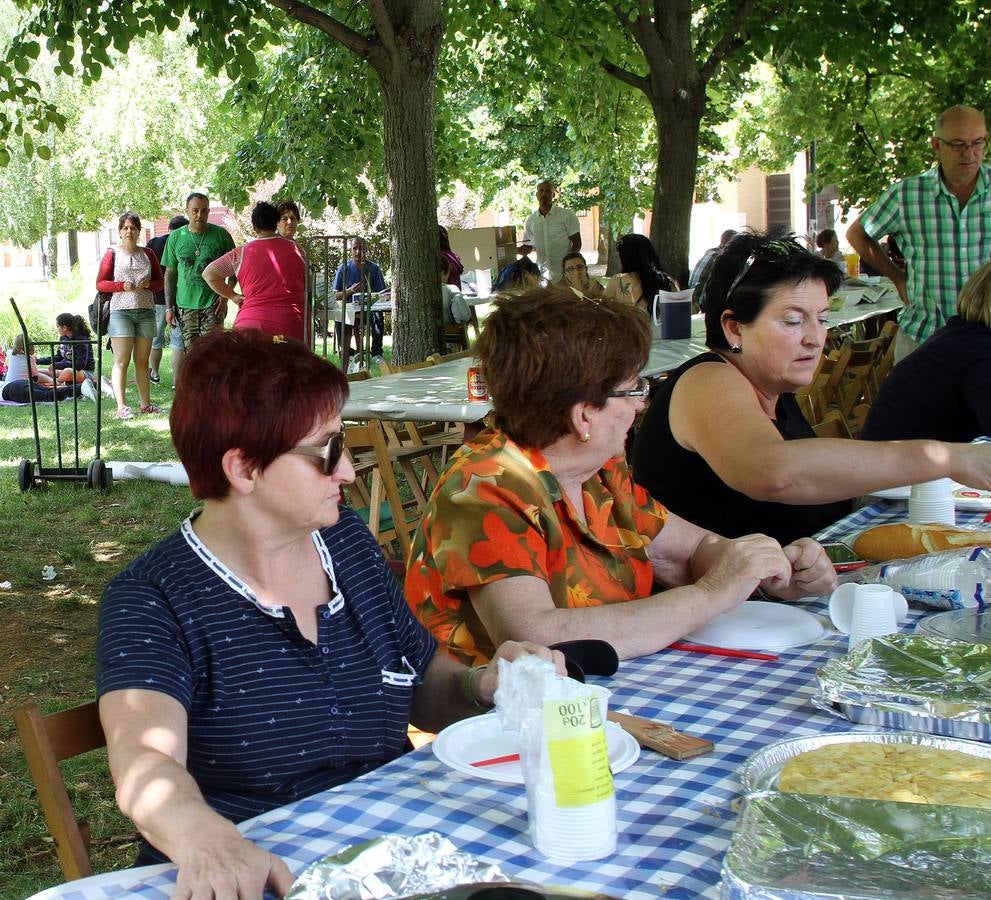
[97,507,437,825]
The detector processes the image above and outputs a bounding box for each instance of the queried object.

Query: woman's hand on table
[172,824,294,900]
[761,537,837,600]
[475,640,567,706]
[693,533,793,609]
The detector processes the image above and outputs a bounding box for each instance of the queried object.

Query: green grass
[1,277,192,898]
[0,278,405,897]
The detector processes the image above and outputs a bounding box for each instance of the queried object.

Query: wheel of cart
[86,458,112,490]
[10,297,110,492]
[18,458,37,491]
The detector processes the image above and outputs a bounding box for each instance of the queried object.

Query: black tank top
[632,353,850,545]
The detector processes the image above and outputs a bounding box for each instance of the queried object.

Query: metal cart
[11,298,111,491]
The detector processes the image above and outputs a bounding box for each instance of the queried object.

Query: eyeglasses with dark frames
[724,239,803,302]
[564,263,588,273]
[288,429,347,475]
[608,376,649,400]
[936,136,987,154]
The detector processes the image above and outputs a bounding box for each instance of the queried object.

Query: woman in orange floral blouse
[405,287,837,664]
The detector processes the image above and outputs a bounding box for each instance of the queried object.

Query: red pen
[668,641,778,662]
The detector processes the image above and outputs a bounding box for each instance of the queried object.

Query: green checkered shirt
[860,164,991,342]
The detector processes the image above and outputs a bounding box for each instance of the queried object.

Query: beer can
[467,365,488,402]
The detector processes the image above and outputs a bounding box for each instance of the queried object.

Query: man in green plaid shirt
[848,105,991,362]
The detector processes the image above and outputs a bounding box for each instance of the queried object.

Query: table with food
[30,474,991,900]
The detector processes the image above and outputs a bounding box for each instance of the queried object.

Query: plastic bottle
[850,548,990,610]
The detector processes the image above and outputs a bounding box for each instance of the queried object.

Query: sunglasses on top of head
[725,239,803,301]
[288,429,346,475]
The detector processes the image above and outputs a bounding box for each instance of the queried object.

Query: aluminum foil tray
[812,633,991,742]
[738,730,991,793]
[720,791,991,899]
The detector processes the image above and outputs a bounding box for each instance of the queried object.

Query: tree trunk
[648,92,705,289]
[67,229,79,268]
[371,8,444,366]
[48,233,58,278]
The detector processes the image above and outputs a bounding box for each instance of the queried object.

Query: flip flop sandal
[139,404,163,414]
[115,406,134,420]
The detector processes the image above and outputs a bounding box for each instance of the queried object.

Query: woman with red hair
[95,329,560,898]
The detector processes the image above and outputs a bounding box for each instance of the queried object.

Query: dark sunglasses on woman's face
[288,429,346,475]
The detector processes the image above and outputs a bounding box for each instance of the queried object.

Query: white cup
[909,478,955,526]
[848,584,899,650]
[830,582,907,634]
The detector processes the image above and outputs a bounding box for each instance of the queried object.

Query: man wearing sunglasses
[847,104,991,362]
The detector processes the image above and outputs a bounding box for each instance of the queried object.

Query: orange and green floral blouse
[404,428,667,666]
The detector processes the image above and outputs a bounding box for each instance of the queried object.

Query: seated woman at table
[860,262,991,443]
[631,231,991,545]
[404,287,836,665]
[558,251,605,299]
[603,232,678,315]
[96,329,562,897]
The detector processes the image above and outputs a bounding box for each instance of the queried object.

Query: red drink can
[467,365,488,401]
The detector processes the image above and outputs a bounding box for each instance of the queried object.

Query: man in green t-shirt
[162,192,236,357]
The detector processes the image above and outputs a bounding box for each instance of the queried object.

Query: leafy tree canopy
[736,4,991,212]
[0,5,238,248]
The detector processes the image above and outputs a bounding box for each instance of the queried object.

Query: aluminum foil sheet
[811,633,991,741]
[720,791,991,899]
[738,730,991,793]
[286,833,508,899]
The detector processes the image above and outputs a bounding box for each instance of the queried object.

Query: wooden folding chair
[442,322,470,352]
[812,410,853,439]
[14,701,107,881]
[344,419,427,559]
[795,342,852,426]
[837,344,883,433]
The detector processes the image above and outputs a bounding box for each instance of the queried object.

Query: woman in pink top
[202,201,307,341]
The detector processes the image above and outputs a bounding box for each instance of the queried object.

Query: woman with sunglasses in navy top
[95,329,562,899]
[632,230,991,545]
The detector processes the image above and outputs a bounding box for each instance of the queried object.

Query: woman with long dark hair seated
[604,233,678,315]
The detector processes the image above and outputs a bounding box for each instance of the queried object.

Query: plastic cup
[848,585,898,650]
[830,582,907,634]
[909,479,955,526]
[844,253,860,277]
[525,682,616,861]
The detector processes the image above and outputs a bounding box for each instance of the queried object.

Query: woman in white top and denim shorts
[95,212,165,419]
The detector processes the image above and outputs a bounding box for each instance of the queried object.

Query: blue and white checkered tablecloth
[33,496,991,900]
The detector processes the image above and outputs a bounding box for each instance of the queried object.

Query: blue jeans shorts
[150,305,184,350]
[108,308,157,340]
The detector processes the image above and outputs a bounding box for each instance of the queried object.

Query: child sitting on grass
[0,334,74,403]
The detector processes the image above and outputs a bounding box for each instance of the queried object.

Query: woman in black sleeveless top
[633,231,991,545]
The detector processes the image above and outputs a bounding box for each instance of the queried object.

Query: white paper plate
[867,483,991,511]
[682,600,825,652]
[432,714,640,783]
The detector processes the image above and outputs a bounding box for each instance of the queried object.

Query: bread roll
[852,523,991,561]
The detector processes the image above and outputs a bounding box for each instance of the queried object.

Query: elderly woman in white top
[95,212,165,419]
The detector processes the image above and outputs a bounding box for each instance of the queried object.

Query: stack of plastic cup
[525,684,617,862]
[909,478,956,526]
[848,584,899,651]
